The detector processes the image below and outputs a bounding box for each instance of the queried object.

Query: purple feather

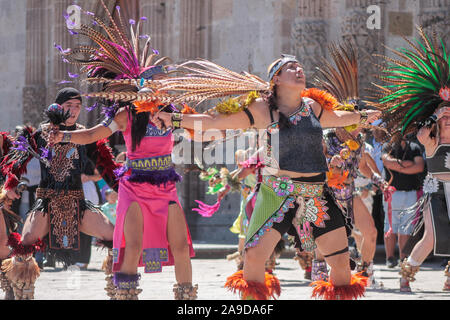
[68,72,79,78]
[85,102,99,112]
[113,165,128,179]
[40,147,53,162]
[85,10,95,16]
[152,48,159,55]
[13,136,29,152]
[140,17,148,21]
[139,35,149,39]
[68,29,78,35]
[58,80,73,84]
[101,104,117,119]
[129,19,136,25]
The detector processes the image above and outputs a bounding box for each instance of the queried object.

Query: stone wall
[0,0,26,131]
[0,0,448,243]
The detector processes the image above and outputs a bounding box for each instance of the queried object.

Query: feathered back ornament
[369,26,449,136]
[314,40,361,107]
[57,0,174,103]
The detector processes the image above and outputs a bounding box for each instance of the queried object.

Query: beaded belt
[126,154,173,172]
[263,176,324,198]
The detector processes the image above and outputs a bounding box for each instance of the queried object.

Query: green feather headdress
[369,26,450,137]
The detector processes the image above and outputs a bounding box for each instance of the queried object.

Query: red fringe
[7,232,46,256]
[0,131,13,156]
[3,174,19,191]
[224,270,271,300]
[301,88,339,111]
[310,272,368,300]
[95,139,121,180]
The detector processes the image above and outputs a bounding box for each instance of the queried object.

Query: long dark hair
[126,106,150,152]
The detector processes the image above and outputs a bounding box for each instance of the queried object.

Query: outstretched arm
[153,99,269,132]
[49,108,128,145]
[312,100,381,128]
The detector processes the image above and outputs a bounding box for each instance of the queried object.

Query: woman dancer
[50,2,196,300]
[152,55,380,299]
[372,26,449,292]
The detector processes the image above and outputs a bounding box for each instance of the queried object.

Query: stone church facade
[0,0,448,242]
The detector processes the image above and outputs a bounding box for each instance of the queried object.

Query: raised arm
[50,108,128,145]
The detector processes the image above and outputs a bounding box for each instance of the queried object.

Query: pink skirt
[112,179,195,273]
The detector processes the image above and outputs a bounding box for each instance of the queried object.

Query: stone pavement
[1,243,449,300]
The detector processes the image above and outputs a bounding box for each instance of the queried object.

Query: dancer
[0,88,117,300]
[372,26,449,292]
[49,2,196,300]
[151,54,380,299]
[299,41,388,284]
[323,127,385,282]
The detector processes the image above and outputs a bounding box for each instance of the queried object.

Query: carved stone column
[341,0,386,99]
[22,0,50,127]
[418,0,450,44]
[291,0,331,83]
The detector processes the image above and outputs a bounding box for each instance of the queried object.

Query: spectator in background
[101,189,117,225]
[382,136,425,268]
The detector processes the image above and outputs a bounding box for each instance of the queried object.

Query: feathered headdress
[149,59,271,108]
[57,0,174,104]
[369,26,449,136]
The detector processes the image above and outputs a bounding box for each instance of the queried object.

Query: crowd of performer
[0,1,448,300]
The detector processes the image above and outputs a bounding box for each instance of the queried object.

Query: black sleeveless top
[264,98,328,173]
[426,144,450,174]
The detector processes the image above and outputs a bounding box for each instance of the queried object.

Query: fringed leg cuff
[102,250,115,299]
[173,283,199,300]
[224,270,281,300]
[1,255,40,300]
[310,272,368,300]
[113,273,142,300]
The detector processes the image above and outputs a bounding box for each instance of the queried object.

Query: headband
[268,54,300,81]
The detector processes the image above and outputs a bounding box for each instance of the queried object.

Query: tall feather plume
[58,0,173,104]
[313,40,360,105]
[369,25,449,136]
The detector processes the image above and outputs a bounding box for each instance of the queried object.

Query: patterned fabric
[143,248,169,273]
[36,188,84,250]
[127,154,173,172]
[245,176,329,252]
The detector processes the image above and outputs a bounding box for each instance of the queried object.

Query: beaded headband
[268,54,300,81]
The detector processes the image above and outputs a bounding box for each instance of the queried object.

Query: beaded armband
[62,132,72,143]
[172,112,183,129]
[359,111,368,125]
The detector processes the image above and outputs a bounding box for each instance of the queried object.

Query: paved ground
[1,244,449,300]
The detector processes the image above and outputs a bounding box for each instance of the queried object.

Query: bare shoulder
[308,99,323,117]
[248,98,269,113]
[247,98,271,127]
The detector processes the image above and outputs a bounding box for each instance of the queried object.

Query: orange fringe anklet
[224,270,281,300]
[310,272,368,300]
